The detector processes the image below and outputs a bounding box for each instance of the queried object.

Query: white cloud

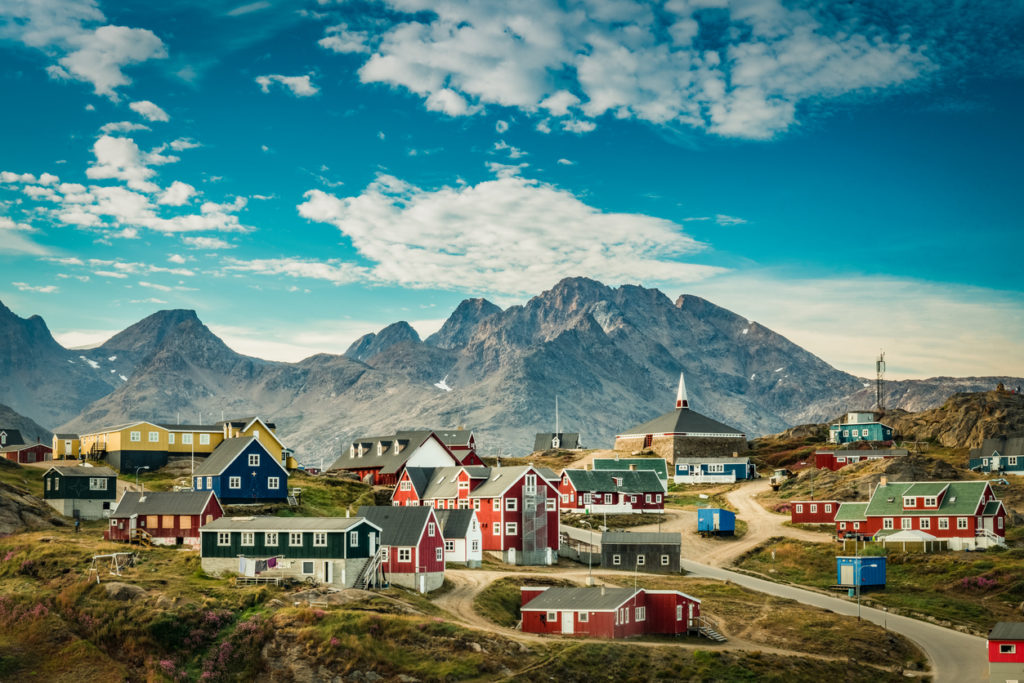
[129,297,169,304]
[101,121,150,133]
[53,329,118,349]
[85,135,159,192]
[169,138,200,151]
[556,158,574,166]
[129,100,169,122]
[494,120,509,133]
[337,0,940,139]
[255,73,319,97]
[158,180,197,206]
[715,214,747,226]
[0,217,50,255]
[223,257,370,284]
[227,1,270,17]
[168,254,186,264]
[286,172,723,296]
[492,140,527,159]
[11,281,58,293]
[691,273,1024,379]
[182,236,235,250]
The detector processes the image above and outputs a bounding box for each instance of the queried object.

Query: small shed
[836,556,886,588]
[697,508,735,536]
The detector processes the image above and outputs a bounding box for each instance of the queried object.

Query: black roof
[990,622,1024,641]
[618,407,744,438]
[357,505,434,546]
[434,509,475,538]
[47,465,117,478]
[54,433,79,439]
[193,437,284,477]
[113,491,217,517]
[602,531,681,546]
[533,433,581,451]
[0,429,26,446]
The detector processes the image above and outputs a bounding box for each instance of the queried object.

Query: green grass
[0,460,45,497]
[473,575,579,627]
[560,512,665,530]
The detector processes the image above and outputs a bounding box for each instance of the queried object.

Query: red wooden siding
[790,500,839,524]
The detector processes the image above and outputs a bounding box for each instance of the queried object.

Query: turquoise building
[829,411,894,444]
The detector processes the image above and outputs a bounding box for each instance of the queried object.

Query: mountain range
[1,278,1020,465]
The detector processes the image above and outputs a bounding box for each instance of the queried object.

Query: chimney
[676,373,689,410]
[880,476,888,487]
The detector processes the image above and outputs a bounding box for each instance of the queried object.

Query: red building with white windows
[834,478,1007,550]
[520,586,701,638]
[392,465,560,565]
[0,428,53,463]
[789,500,840,524]
[989,622,1024,683]
[106,491,223,547]
[433,429,484,467]
[358,505,445,592]
[330,431,459,486]
[814,449,908,471]
[558,469,664,514]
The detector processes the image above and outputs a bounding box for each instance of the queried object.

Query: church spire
[676,372,689,410]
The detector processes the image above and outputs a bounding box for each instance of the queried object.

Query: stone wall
[615,435,748,460]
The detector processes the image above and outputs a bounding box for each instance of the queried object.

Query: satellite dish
[434,375,452,392]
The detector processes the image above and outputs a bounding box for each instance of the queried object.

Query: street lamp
[856,561,878,620]
[135,466,150,491]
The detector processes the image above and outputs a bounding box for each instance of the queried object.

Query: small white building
[435,509,482,567]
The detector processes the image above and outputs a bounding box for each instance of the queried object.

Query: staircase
[353,548,384,590]
[975,528,1005,548]
[129,528,153,546]
[691,614,727,642]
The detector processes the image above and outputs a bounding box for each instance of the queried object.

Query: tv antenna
[875,351,886,414]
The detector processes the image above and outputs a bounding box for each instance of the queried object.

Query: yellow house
[78,416,285,474]
[52,433,81,460]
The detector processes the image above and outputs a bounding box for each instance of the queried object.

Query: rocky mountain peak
[345,321,421,362]
[97,309,203,356]
[426,298,502,349]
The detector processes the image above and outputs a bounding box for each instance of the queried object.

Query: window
[645,494,652,503]
[268,477,279,490]
[89,477,107,491]
[1000,644,1016,654]
[842,430,849,437]
[302,561,314,575]
[194,477,202,490]
[146,515,158,528]
[853,522,860,530]
[810,504,818,513]
[206,476,212,489]
[435,547,443,561]
[428,522,436,536]
[493,499,501,511]
[612,554,621,566]
[546,611,558,621]
[229,476,241,489]
[313,532,327,547]
[957,517,969,530]
[381,548,389,561]
[524,474,537,494]
[199,434,210,445]
[656,494,662,503]
[162,515,175,528]
[676,605,683,621]
[400,480,411,491]
[505,522,517,535]
[883,518,894,529]
[825,504,832,513]
[349,531,359,547]
[471,540,479,552]
[398,548,411,562]
[473,498,481,510]
[505,498,517,511]
[241,532,254,546]
[708,464,724,473]
[661,554,670,566]
[836,456,845,463]
[179,516,192,528]
[148,431,159,443]
[795,504,803,513]
[289,532,302,546]
[493,524,501,536]
[635,606,645,621]
[168,433,175,445]
[248,453,260,467]
[46,478,51,491]
[583,493,592,505]
[266,532,278,546]
[578,612,589,623]
[445,540,455,552]
[1010,456,1019,466]
[924,497,937,507]
[840,522,847,530]
[561,493,569,504]
[636,555,645,566]
[182,433,193,445]
[938,517,949,529]
[903,497,915,507]
[902,517,912,530]
[130,431,141,442]
[217,532,231,546]
[920,518,930,530]
[458,481,469,491]
[546,498,557,511]
[998,517,1004,529]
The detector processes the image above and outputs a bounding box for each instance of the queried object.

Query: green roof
[983,500,1003,515]
[835,502,869,522]
[865,480,992,517]
[592,457,668,481]
[563,469,663,494]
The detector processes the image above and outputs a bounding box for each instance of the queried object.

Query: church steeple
[676,373,689,410]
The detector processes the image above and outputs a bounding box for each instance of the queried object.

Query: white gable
[407,437,459,468]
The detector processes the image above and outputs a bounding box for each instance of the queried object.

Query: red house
[105,491,223,548]
[0,429,53,463]
[433,429,485,467]
[834,478,1008,550]
[988,622,1024,683]
[329,431,459,486]
[393,465,560,565]
[357,505,445,592]
[520,586,700,638]
[558,469,664,514]
[790,500,840,524]
[814,448,908,471]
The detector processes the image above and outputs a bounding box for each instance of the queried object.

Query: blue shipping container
[836,556,886,587]
[697,508,735,534]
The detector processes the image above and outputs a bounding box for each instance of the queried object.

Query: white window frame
[400,480,411,491]
[901,517,912,530]
[561,493,569,504]
[795,504,803,513]
[661,554,670,566]
[636,554,646,566]
[266,532,279,546]
[206,476,212,489]
[505,497,517,512]
[883,517,894,530]
[349,531,359,547]
[635,606,645,621]
[267,477,279,490]
[505,522,517,535]
[546,611,558,621]
[148,431,159,443]
[130,431,141,442]
[810,504,818,513]
[1000,644,1016,654]
[546,498,557,511]
[182,433,193,445]
[840,522,847,530]
[313,532,327,547]
[248,453,260,467]
[301,561,314,575]
[903,497,915,508]
[493,498,501,511]
[168,433,175,445]
[957,517,969,530]
[398,548,411,562]
[924,496,937,507]
[229,476,241,489]
[199,433,210,446]
[938,517,949,530]
[471,540,479,552]
[217,532,231,546]
[473,498,481,510]
[920,518,930,530]
[445,540,455,552]
[89,477,107,491]
[289,532,303,546]
[578,611,589,623]
[435,547,443,561]
[381,548,389,561]
[612,554,621,566]
[708,464,724,473]
[493,523,501,536]
[241,532,254,546]
[428,522,436,537]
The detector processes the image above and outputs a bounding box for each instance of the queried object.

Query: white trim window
[957,517,969,530]
[635,606,645,621]
[248,453,260,467]
[493,498,501,511]
[445,540,455,552]
[241,532,254,546]
[89,477,107,491]
[130,431,141,442]
[661,554,670,566]
[810,504,818,513]
[824,504,832,513]
[206,476,212,489]
[920,518,930,530]
[1000,644,1016,654]
[148,431,159,443]
[168,433,175,445]
[505,498,517,512]
[505,522,517,535]
[381,548,390,562]
[217,532,231,546]
[199,433,210,446]
[636,555,646,566]
[708,464,725,473]
[289,532,303,546]
[493,523,501,536]
[578,612,589,623]
[428,522,436,537]
[840,522,847,530]
[938,517,949,530]
[229,476,241,489]
[561,493,569,504]
[266,532,279,546]
[612,554,621,566]
[795,504,803,513]
[313,532,327,547]
[901,517,912,530]
[435,547,443,561]
[350,531,359,547]
[267,477,279,490]
[400,480,411,491]
[546,611,558,621]
[924,496,937,507]
[546,498,557,511]
[398,548,411,562]
[182,434,193,445]
[883,517,894,530]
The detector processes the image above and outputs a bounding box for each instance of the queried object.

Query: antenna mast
[555,396,559,435]
[875,351,886,414]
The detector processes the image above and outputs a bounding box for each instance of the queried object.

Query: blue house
[674,456,755,484]
[697,508,735,536]
[192,437,288,504]
[829,411,894,444]
[969,434,1024,475]
[836,555,886,588]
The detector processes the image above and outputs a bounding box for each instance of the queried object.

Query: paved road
[683,559,987,683]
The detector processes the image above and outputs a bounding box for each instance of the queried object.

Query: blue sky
[1,0,1022,379]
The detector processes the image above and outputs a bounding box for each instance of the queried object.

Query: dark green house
[43,465,118,520]
[200,516,382,587]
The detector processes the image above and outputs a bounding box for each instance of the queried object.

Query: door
[840,564,854,585]
[369,533,376,556]
[324,561,333,584]
[129,514,137,535]
[712,512,720,531]
[561,612,574,634]
[984,517,994,533]
[419,574,426,593]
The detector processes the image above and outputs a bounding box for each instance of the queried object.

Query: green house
[42,465,118,520]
